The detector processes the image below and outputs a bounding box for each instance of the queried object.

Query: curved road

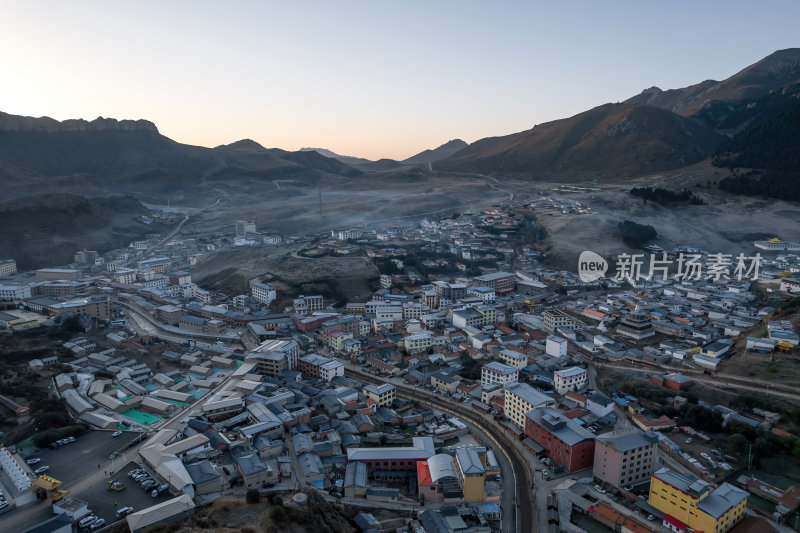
[346,367,535,533]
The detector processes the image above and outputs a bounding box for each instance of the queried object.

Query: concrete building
[126,494,196,533]
[0,259,17,276]
[649,468,748,533]
[472,271,515,295]
[363,383,396,407]
[504,382,556,429]
[244,339,300,378]
[417,454,463,502]
[251,282,277,305]
[554,366,587,394]
[542,309,575,333]
[593,428,659,489]
[235,453,274,489]
[455,447,486,501]
[546,335,568,357]
[346,436,435,472]
[481,362,519,387]
[525,407,595,473]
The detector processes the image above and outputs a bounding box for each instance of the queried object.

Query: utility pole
[747,443,753,471]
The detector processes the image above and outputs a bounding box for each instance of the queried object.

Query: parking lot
[1,430,163,530]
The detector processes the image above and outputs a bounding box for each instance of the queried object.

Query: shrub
[246,489,260,504]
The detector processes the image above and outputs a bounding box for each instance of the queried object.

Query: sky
[1,1,798,160]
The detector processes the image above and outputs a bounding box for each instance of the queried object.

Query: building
[244,339,300,378]
[481,362,519,387]
[617,308,655,340]
[0,259,17,276]
[472,271,515,295]
[235,453,274,488]
[553,366,587,394]
[363,383,396,407]
[0,285,31,301]
[126,494,196,533]
[525,407,595,473]
[504,382,556,429]
[467,285,496,303]
[343,460,368,498]
[542,309,575,333]
[35,268,81,281]
[417,454,463,502]
[649,468,748,533]
[298,353,344,381]
[546,335,568,357]
[346,436,435,471]
[593,428,659,489]
[293,295,324,314]
[499,349,528,369]
[251,282,276,305]
[454,447,485,501]
[754,237,800,251]
[236,219,257,238]
[47,295,111,320]
[586,393,615,417]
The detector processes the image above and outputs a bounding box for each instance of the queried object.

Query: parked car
[27,458,41,465]
[128,470,144,478]
[116,506,134,518]
[151,484,169,497]
[647,514,656,521]
[0,501,9,510]
[142,480,156,490]
[34,466,50,475]
[700,452,711,460]
[594,485,607,494]
[112,431,123,438]
[66,436,76,443]
[685,437,693,444]
[89,518,106,530]
[78,514,98,528]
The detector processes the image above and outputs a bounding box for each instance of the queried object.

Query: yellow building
[649,468,748,533]
[476,306,497,325]
[455,447,485,502]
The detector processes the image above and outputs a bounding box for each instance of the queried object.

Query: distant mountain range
[1,48,798,203]
[299,138,468,168]
[437,48,800,180]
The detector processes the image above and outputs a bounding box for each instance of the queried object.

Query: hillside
[299,147,403,171]
[0,193,152,269]
[403,139,468,165]
[714,83,800,200]
[627,48,800,130]
[437,103,723,177]
[0,113,363,203]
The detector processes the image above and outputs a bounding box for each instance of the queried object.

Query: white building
[467,286,496,303]
[542,309,575,333]
[0,259,17,276]
[504,382,556,429]
[0,285,31,301]
[546,335,568,357]
[333,228,362,241]
[251,282,277,304]
[363,384,396,407]
[554,366,587,394]
[481,362,519,388]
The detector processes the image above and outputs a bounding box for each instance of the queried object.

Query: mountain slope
[0,113,363,202]
[402,139,468,165]
[0,193,150,269]
[715,83,800,200]
[437,103,723,177]
[627,48,800,130]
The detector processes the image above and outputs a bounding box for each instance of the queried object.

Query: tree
[246,489,260,504]
[269,505,285,523]
[726,434,747,455]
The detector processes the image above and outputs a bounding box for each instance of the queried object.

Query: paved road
[344,365,534,533]
[140,196,225,260]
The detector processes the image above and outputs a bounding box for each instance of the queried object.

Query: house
[363,383,396,407]
[343,460,368,498]
[417,454,463,502]
[346,436,435,472]
[126,495,196,533]
[546,335,568,357]
[235,453,274,489]
[185,460,224,495]
[553,366,587,394]
[455,447,486,502]
[586,393,615,417]
[481,362,519,387]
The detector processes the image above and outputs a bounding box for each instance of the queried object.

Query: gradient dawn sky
[2,1,798,160]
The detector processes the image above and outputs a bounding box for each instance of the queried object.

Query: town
[1,194,800,533]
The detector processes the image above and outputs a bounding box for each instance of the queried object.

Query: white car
[78,514,98,528]
[112,431,123,437]
[700,452,711,460]
[595,485,607,494]
[89,518,106,530]
[27,458,41,465]
[34,465,50,475]
[116,506,134,518]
